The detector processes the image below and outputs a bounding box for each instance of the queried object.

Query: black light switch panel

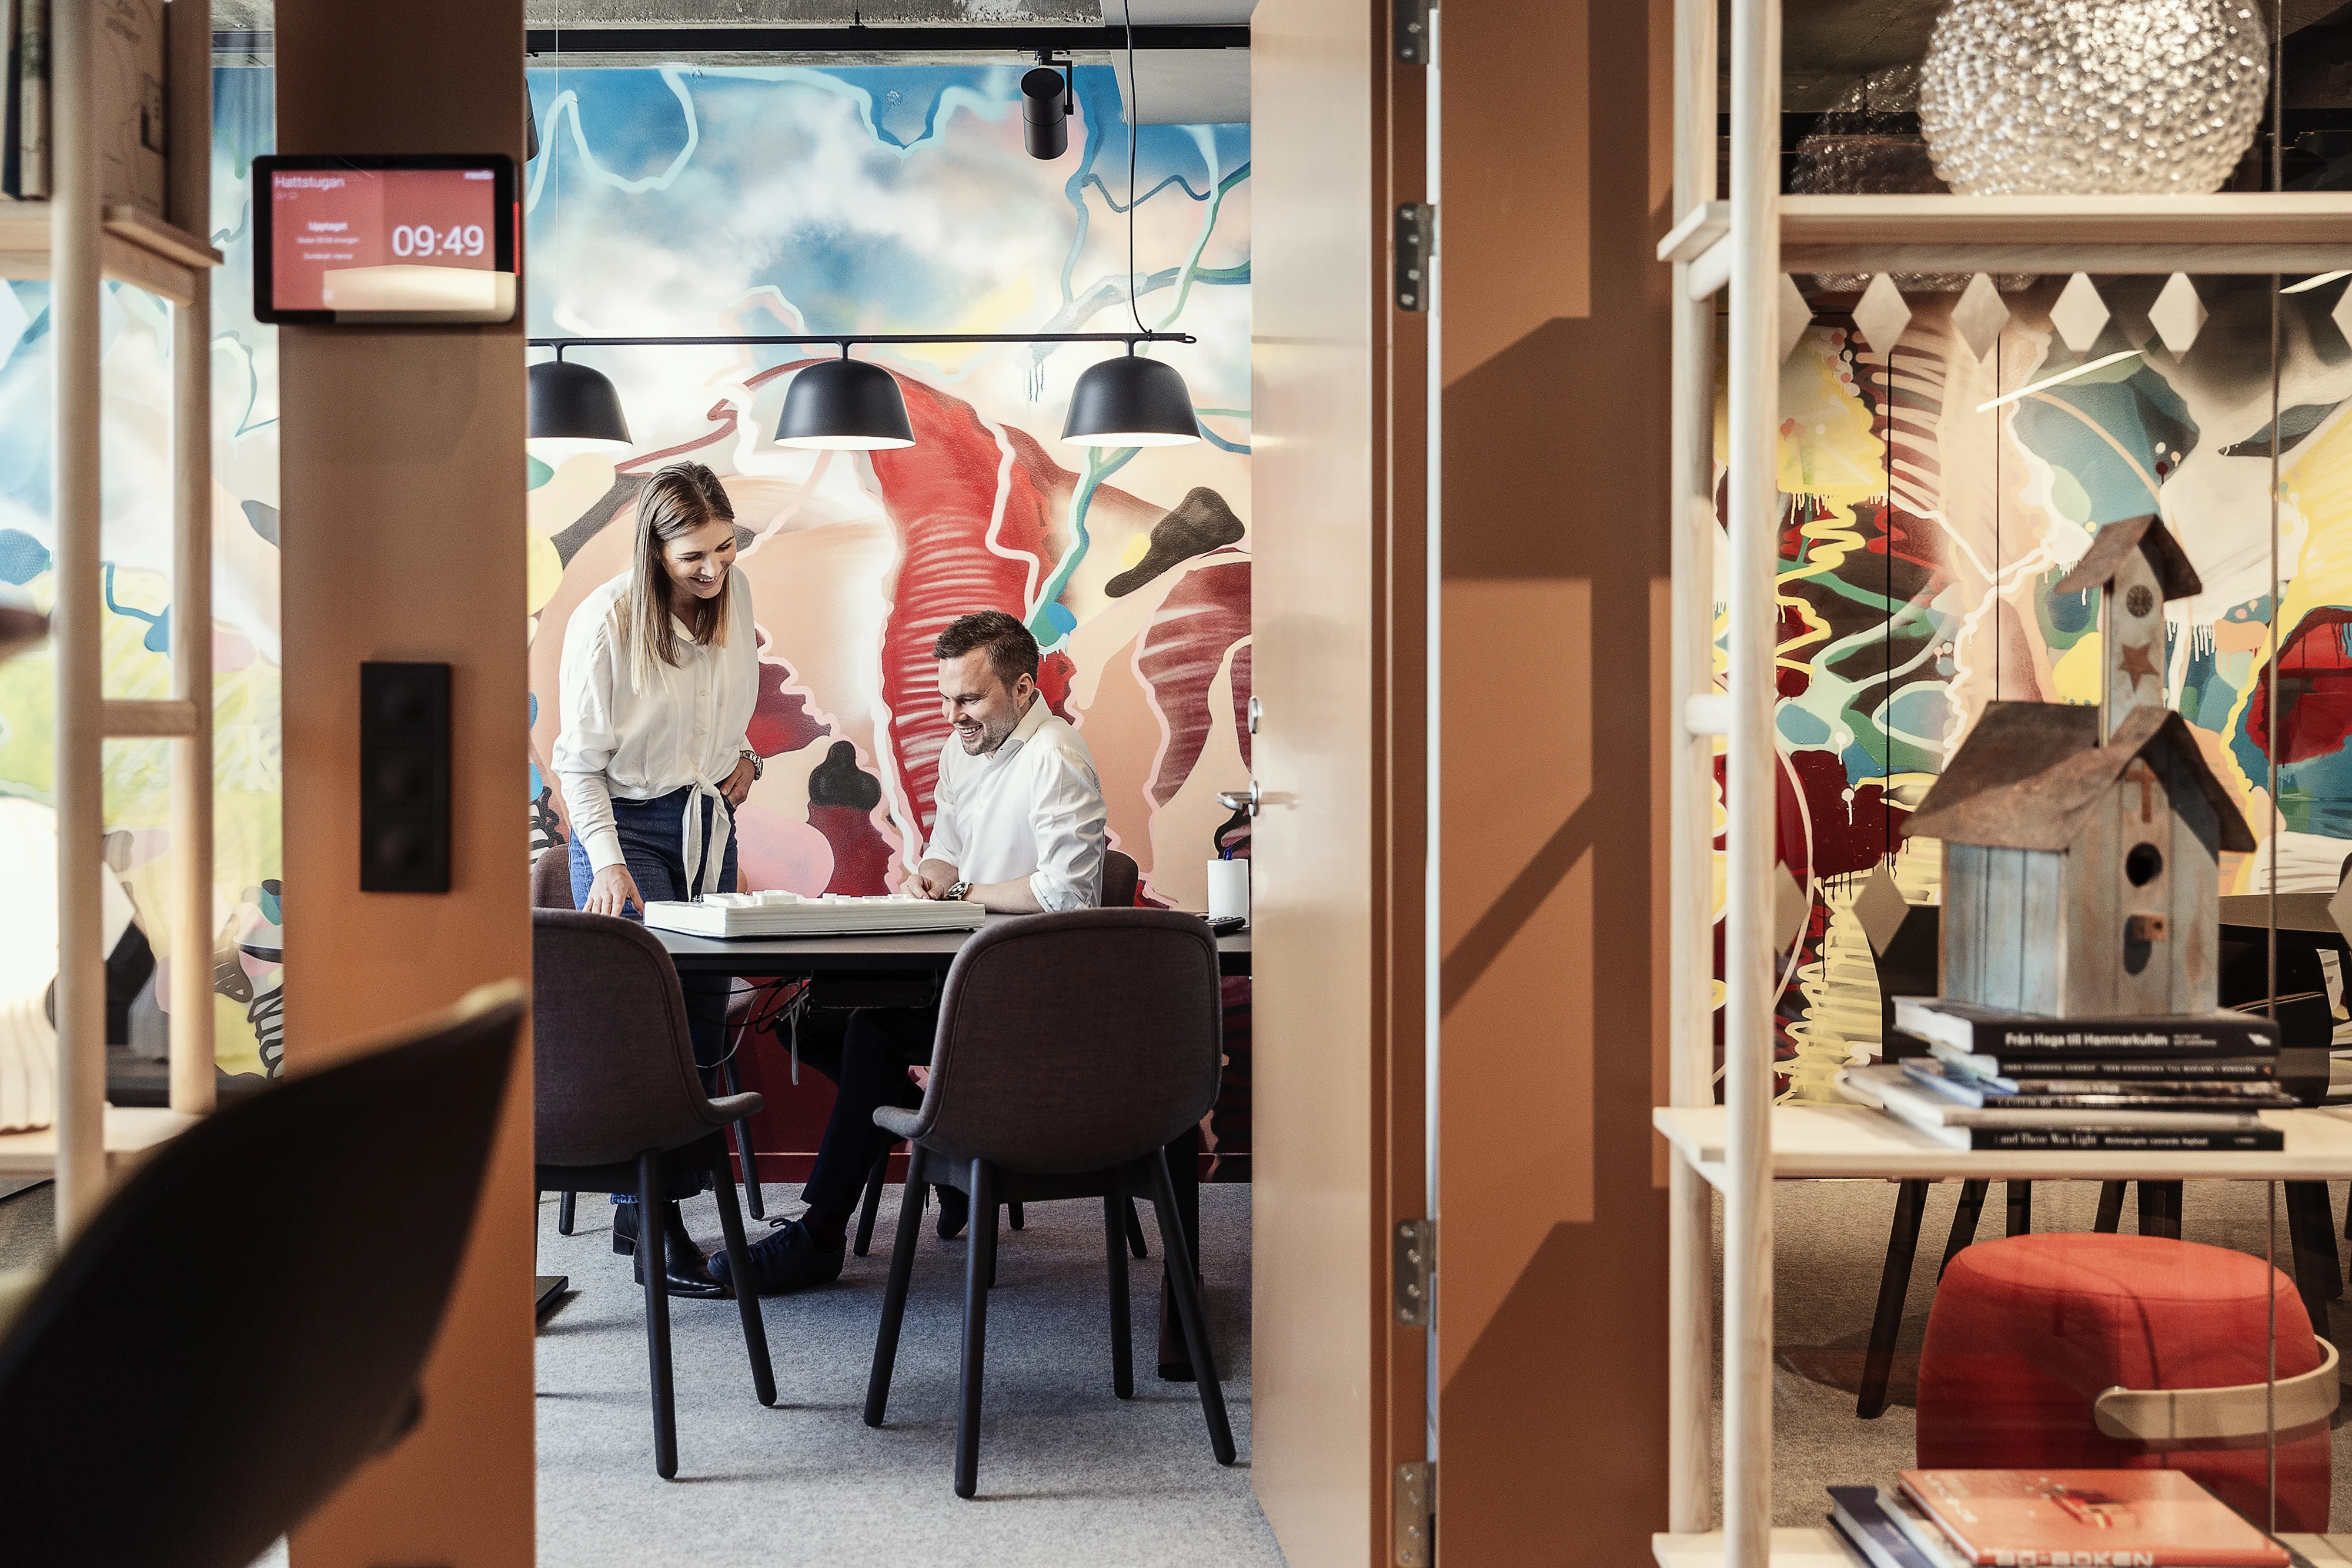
[360,661,451,894]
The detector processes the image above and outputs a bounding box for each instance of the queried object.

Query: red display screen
[255,156,516,323]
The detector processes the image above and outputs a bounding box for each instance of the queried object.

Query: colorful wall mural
[1752,274,2352,1102]
[522,63,1251,909]
[0,68,283,1079]
[0,61,1245,1088]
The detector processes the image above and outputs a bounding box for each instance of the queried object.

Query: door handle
[1217,782,1261,817]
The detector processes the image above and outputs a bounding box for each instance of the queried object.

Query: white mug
[1206,858,1250,923]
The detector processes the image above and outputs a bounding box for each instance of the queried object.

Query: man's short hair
[932,610,1040,689]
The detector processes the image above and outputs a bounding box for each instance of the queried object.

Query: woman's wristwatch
[946,880,974,902]
[740,748,763,781]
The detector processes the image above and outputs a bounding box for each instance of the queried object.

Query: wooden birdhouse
[1901,514,2254,1017]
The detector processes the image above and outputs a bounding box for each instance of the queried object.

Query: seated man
[714,609,1106,1295]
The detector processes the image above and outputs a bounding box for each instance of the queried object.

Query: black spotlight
[1021,60,1071,160]
[1061,347,1200,447]
[528,357,632,462]
[777,352,916,450]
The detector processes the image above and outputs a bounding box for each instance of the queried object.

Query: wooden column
[49,0,106,1235]
[168,0,216,1116]
[275,3,533,1563]
[1723,0,1782,1560]
[1665,0,1718,1533]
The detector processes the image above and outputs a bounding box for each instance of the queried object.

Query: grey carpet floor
[534,1181,1282,1568]
[1728,1176,2352,1530]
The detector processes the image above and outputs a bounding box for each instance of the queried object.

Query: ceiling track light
[525,329,1200,456]
[1021,51,1074,161]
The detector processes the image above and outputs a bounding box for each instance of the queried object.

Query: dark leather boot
[616,1201,725,1298]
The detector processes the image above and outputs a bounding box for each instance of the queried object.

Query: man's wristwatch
[740,748,763,782]
[946,880,974,902]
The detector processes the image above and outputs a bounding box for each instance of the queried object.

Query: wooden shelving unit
[32,0,219,1236]
[1655,3,2352,1566]
[1661,193,2352,285]
[0,1108,201,1179]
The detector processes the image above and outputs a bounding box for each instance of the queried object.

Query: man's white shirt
[923,695,1107,910]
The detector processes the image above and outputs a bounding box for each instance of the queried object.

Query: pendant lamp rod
[528,331,1194,350]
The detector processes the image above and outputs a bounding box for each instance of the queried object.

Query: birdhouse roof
[2050,513,2204,601]
[1901,700,2255,854]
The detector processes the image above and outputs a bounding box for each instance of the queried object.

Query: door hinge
[1394,0,1431,63]
[1395,1459,1435,1567]
[1394,1216,1433,1325]
[1395,203,1434,313]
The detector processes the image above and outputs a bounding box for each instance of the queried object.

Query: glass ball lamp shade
[1919,0,2269,195]
[527,358,632,463]
[1061,351,1200,447]
[776,357,915,451]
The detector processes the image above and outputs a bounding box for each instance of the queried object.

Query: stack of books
[1834,998,2290,1153]
[1828,1469,2295,1566]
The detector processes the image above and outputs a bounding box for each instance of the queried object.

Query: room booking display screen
[253,155,517,324]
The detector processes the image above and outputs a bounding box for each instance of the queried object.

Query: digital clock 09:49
[390,223,487,259]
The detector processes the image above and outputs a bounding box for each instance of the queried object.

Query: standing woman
[552,460,761,1296]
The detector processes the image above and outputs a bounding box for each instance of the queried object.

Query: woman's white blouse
[553,567,758,884]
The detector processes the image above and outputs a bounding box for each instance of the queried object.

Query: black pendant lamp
[1062,344,1200,446]
[527,356,632,462]
[776,349,916,450]
[1064,6,1200,450]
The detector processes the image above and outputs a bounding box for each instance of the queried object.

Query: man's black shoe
[614,1201,726,1298]
[934,1182,969,1239]
[710,1218,846,1296]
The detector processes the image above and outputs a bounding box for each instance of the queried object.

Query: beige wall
[275,4,534,1562]
[1432,0,1676,1560]
[1250,0,1411,1559]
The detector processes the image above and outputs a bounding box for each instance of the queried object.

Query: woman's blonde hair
[614,462,737,694]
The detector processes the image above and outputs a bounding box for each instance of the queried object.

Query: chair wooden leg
[855,1144,892,1258]
[1148,1151,1235,1465]
[709,1151,776,1407]
[1937,1179,1989,1281]
[720,1057,764,1221]
[1104,1189,1133,1399]
[1125,1197,1150,1259]
[956,1158,998,1499]
[2004,1181,2031,1238]
[2094,1182,2126,1233]
[864,1146,928,1428]
[557,1189,576,1235]
[2138,1180,2183,1239]
[1857,1179,1927,1420]
[1009,1201,1026,1232]
[638,1151,679,1480]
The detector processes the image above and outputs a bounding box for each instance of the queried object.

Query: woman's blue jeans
[569,786,739,1205]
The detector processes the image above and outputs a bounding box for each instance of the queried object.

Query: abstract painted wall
[0,61,1245,1090]
[522,64,1251,909]
[1749,275,2352,1102]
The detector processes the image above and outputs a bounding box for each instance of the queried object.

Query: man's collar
[1008,691,1054,745]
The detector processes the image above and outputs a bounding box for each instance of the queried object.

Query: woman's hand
[584,864,644,917]
[720,755,757,808]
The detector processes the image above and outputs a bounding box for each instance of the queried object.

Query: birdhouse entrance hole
[2124,842,2164,886]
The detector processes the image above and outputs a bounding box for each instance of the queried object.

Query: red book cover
[1897,1470,2288,1567]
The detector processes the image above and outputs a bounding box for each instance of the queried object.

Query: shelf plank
[1653,1102,2352,1184]
[0,1106,199,1179]
[1655,1528,2352,1566]
[0,203,223,305]
[1780,193,2352,276]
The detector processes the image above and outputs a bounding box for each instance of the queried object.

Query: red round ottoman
[1916,1232,2331,1532]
